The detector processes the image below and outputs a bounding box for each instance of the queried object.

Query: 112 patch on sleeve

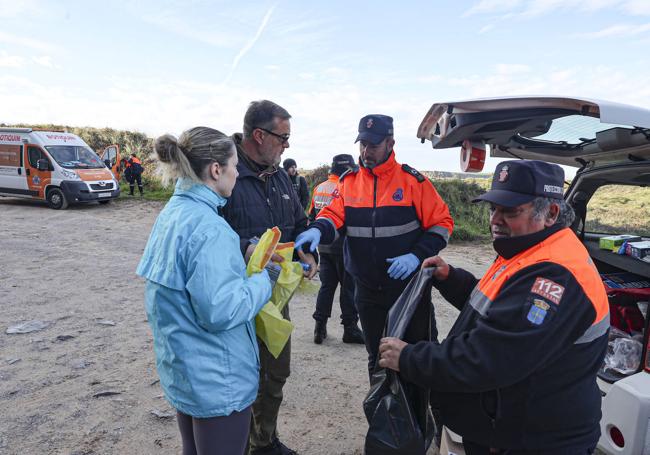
[531,277,565,305]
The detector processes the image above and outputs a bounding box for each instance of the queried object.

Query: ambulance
[0,127,121,209]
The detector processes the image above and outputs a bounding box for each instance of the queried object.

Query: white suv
[417,96,650,455]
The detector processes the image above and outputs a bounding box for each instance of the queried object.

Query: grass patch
[117,177,174,201]
[432,179,491,242]
[586,184,650,236]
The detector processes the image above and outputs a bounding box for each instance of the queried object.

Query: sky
[1,0,650,174]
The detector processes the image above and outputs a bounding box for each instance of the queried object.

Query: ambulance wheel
[47,188,68,210]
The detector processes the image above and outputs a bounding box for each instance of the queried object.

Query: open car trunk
[569,163,650,384]
[417,96,650,385]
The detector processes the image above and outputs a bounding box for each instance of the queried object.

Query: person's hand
[378,337,408,371]
[421,255,449,281]
[264,263,281,286]
[297,250,318,279]
[244,243,285,265]
[294,228,321,253]
[386,253,420,280]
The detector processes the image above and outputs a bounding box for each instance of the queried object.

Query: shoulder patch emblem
[401,164,425,183]
[339,167,358,181]
[527,299,550,325]
[531,277,565,305]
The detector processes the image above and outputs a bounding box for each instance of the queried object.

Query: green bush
[432,179,491,242]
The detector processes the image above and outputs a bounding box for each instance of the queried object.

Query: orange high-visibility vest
[309,174,339,215]
[470,228,609,342]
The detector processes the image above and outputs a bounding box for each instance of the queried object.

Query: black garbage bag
[363,268,436,455]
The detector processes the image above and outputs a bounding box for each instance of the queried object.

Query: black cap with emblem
[473,160,565,208]
[355,114,394,145]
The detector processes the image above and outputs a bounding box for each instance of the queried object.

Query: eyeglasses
[256,127,290,144]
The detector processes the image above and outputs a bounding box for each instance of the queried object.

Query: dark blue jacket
[399,226,608,452]
[222,134,313,259]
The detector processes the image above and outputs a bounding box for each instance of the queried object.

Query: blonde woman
[137,127,274,455]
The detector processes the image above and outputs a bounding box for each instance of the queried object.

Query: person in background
[137,127,276,455]
[282,158,309,210]
[126,152,144,196]
[295,114,454,380]
[308,153,364,345]
[379,160,610,455]
[223,100,317,455]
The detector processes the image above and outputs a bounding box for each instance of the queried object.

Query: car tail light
[610,425,625,448]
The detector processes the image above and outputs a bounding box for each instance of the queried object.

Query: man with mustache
[379,160,610,455]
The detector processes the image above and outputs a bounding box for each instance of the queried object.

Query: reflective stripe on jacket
[312,151,454,288]
[308,174,342,254]
[399,226,609,451]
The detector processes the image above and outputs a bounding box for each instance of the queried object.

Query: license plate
[98,192,111,198]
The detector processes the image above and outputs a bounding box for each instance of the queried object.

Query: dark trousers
[249,304,291,450]
[177,406,252,455]
[354,279,410,379]
[313,252,358,326]
[128,173,143,194]
[463,440,597,455]
[355,278,437,380]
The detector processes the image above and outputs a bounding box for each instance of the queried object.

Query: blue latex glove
[386,253,420,280]
[294,228,321,253]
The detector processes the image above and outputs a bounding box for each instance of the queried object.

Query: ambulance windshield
[46,146,105,169]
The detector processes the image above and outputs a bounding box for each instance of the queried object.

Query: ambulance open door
[100,145,121,181]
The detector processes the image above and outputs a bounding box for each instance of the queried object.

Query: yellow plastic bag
[246,227,303,358]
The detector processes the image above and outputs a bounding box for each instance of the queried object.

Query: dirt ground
[0,197,495,455]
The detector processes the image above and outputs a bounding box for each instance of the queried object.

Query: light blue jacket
[136,180,271,418]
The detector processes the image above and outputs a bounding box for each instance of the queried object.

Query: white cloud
[0,50,25,68]
[578,22,650,38]
[32,56,55,68]
[141,11,244,49]
[464,0,522,16]
[622,0,650,15]
[0,0,42,18]
[466,0,650,21]
[0,31,59,52]
[495,63,531,74]
[2,60,649,174]
[479,24,496,33]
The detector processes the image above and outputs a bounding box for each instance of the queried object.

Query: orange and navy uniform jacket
[308,174,343,255]
[126,157,143,174]
[310,151,454,289]
[399,225,609,451]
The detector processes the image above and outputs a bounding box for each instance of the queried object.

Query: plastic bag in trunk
[363,268,436,455]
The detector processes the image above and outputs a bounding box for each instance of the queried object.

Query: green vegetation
[2,123,153,158]
[9,124,645,238]
[433,179,491,241]
[117,178,174,201]
[586,184,650,236]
